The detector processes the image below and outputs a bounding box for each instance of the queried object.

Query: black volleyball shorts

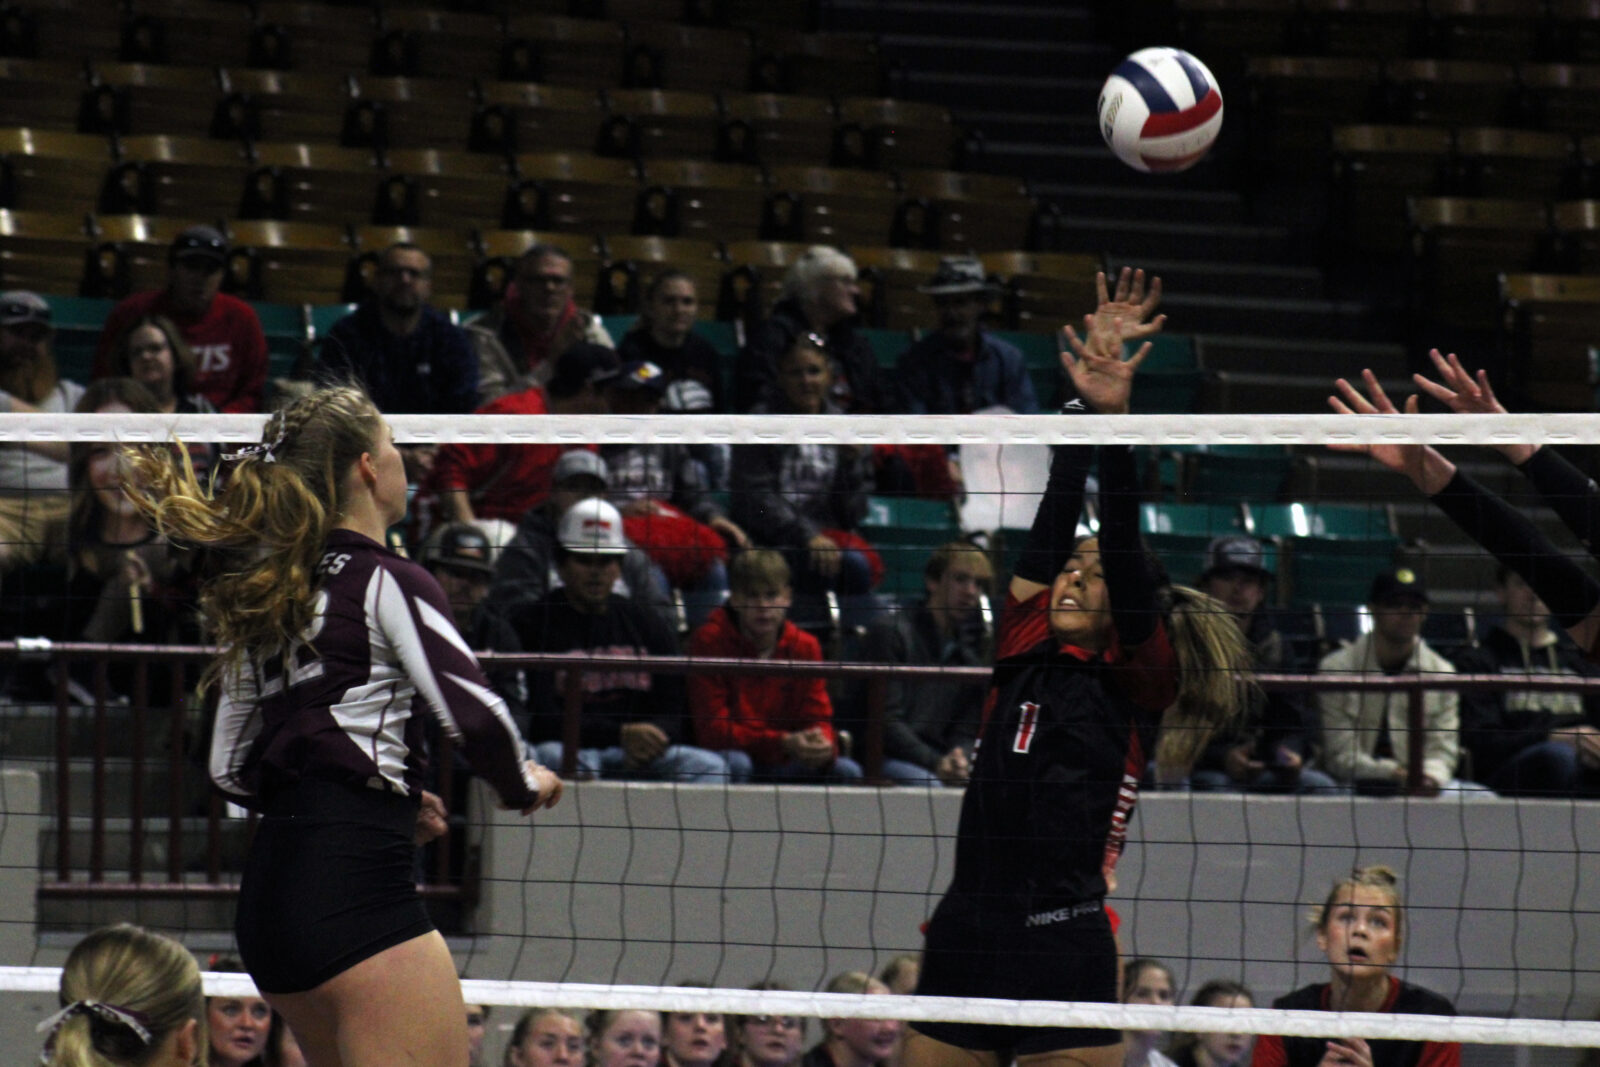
[911,893,1121,1056]
[235,778,435,995]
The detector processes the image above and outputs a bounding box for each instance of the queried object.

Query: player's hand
[620,722,670,765]
[1412,349,1536,465]
[1094,267,1166,342]
[1318,1037,1374,1066]
[415,790,449,845]
[520,762,564,814]
[1061,312,1150,416]
[1328,371,1457,495]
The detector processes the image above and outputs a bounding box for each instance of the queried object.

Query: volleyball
[1097,46,1224,173]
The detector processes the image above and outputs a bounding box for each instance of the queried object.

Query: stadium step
[824,0,1092,38]
[1050,214,1302,264]
[896,69,1101,114]
[961,110,1104,149]
[1160,293,1381,340]
[1124,258,1325,300]
[1195,335,1409,379]
[879,34,1114,79]
[1036,184,1248,224]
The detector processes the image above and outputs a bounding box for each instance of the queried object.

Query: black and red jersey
[946,586,1178,911]
[1253,977,1460,1067]
[209,530,541,811]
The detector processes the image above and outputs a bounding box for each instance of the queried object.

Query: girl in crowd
[1253,866,1458,1067]
[1121,959,1178,1067]
[1166,981,1254,1067]
[109,315,215,416]
[662,1007,728,1067]
[204,956,270,1067]
[733,333,878,599]
[616,270,725,411]
[126,384,562,1067]
[803,972,901,1067]
[737,983,806,1067]
[506,1008,586,1067]
[902,309,1255,1067]
[1330,352,1600,659]
[586,1010,661,1067]
[40,923,205,1067]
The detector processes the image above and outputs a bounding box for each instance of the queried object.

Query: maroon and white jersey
[210,530,540,810]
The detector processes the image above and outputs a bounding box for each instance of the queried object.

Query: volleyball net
[2,410,1599,1060]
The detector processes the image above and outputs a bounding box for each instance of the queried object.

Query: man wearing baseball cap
[93,225,268,413]
[0,290,86,571]
[504,496,727,783]
[894,256,1036,416]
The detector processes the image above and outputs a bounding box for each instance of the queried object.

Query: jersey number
[1012,701,1040,754]
[258,590,328,698]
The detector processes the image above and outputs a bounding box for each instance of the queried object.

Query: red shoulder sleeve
[997,588,1051,659]
[1250,1034,1286,1067]
[1417,1043,1462,1067]
[1111,619,1178,712]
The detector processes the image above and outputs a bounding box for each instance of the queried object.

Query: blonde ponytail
[46,924,204,1067]
[1154,585,1256,777]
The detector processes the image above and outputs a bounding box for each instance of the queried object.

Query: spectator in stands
[421,522,498,636]
[617,270,725,411]
[205,955,271,1067]
[1186,535,1339,794]
[1121,958,1178,1067]
[108,314,215,415]
[509,497,724,782]
[470,244,612,405]
[736,984,805,1067]
[507,1009,586,1067]
[606,359,746,626]
[802,972,900,1067]
[316,243,478,415]
[1252,866,1460,1067]
[736,246,887,414]
[1315,567,1481,796]
[662,1005,728,1067]
[587,1011,662,1067]
[895,257,1035,416]
[40,923,205,1067]
[0,291,85,573]
[1454,565,1600,797]
[879,956,920,996]
[483,450,672,633]
[733,334,878,600]
[1166,980,1254,1067]
[431,342,618,527]
[94,227,268,414]
[466,1004,490,1067]
[662,376,730,491]
[854,541,991,786]
[689,549,863,783]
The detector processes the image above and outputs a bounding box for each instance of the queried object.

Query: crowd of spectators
[2,231,1598,799]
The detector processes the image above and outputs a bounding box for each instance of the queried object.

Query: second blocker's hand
[1327,371,1456,496]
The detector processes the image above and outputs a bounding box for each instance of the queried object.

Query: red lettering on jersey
[1012,701,1040,754]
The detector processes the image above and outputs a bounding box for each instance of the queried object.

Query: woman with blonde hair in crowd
[505,1008,585,1067]
[1121,959,1178,1067]
[39,922,205,1067]
[1165,980,1253,1067]
[1252,866,1459,1067]
[586,1010,661,1067]
[124,383,561,1067]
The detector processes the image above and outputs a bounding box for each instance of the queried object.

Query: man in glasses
[895,256,1035,416]
[468,243,612,404]
[317,242,478,416]
[93,225,268,413]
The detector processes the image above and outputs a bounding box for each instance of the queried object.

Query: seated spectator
[205,955,271,1067]
[736,246,887,414]
[505,1008,586,1067]
[1252,866,1460,1067]
[735,987,805,1067]
[1315,568,1483,796]
[316,242,478,415]
[1454,565,1600,797]
[1166,980,1254,1067]
[484,450,672,633]
[587,1011,662,1067]
[93,226,267,413]
[661,1002,727,1067]
[663,376,731,491]
[41,923,205,1067]
[733,334,878,599]
[878,955,920,996]
[1122,958,1179,1067]
[1186,536,1339,794]
[616,270,725,411]
[606,360,748,626]
[465,1004,490,1067]
[509,497,724,782]
[0,291,86,573]
[801,972,900,1067]
[689,549,863,784]
[107,314,216,478]
[429,342,617,528]
[420,522,498,637]
[854,542,991,786]
[895,257,1035,416]
[469,243,612,404]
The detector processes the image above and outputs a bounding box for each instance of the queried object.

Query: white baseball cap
[556,497,628,556]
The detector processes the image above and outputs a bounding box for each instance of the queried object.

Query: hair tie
[37,1000,154,1063]
[223,424,287,465]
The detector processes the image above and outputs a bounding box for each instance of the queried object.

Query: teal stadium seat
[1285,536,1400,608]
[601,314,637,340]
[859,327,913,368]
[861,495,961,599]
[691,320,739,359]
[1178,445,1295,504]
[1138,502,1247,538]
[47,296,117,383]
[1249,501,1396,540]
[252,301,310,379]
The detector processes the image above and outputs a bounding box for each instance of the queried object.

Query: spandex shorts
[235,778,434,995]
[911,892,1120,1056]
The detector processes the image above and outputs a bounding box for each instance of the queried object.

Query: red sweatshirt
[94,290,269,414]
[688,606,837,767]
[429,386,585,523]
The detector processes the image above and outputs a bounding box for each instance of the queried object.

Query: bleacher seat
[763,164,900,246]
[1285,537,1401,607]
[1380,59,1518,126]
[1452,127,1579,200]
[1245,56,1384,178]
[215,69,352,146]
[502,15,627,90]
[835,97,955,171]
[634,158,768,241]
[717,91,837,167]
[1517,62,1600,136]
[0,127,115,217]
[1139,502,1249,539]
[47,294,116,381]
[1407,196,1554,333]
[476,82,604,157]
[599,233,726,314]
[109,134,252,220]
[350,223,477,308]
[226,218,355,306]
[622,22,755,95]
[374,8,503,82]
[509,151,639,234]
[1178,446,1295,503]
[901,170,1038,253]
[1499,272,1600,411]
[601,88,721,161]
[1249,501,1397,540]
[861,495,960,599]
[244,142,382,224]
[1329,124,1454,258]
[89,62,220,138]
[849,245,944,331]
[1552,199,1600,273]
[0,208,92,295]
[85,213,195,295]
